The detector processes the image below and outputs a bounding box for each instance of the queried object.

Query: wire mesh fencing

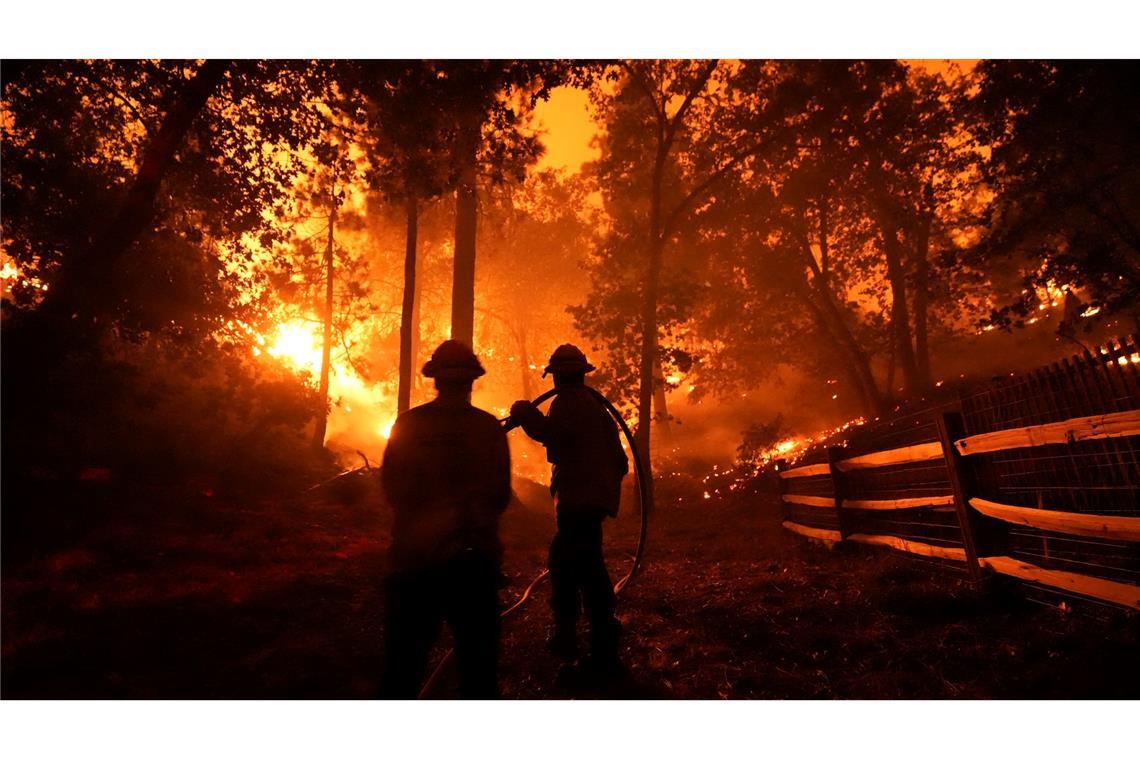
[778,335,1140,613]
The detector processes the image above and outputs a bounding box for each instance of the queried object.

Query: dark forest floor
[3,472,1138,699]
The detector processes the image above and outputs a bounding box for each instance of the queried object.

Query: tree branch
[794,227,825,281]
[78,72,154,136]
[620,61,665,136]
[661,133,778,240]
[663,59,718,149]
[818,192,831,280]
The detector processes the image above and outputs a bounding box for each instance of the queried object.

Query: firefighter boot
[588,617,624,675]
[548,624,579,661]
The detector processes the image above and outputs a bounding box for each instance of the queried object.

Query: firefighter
[509,344,628,670]
[380,340,511,699]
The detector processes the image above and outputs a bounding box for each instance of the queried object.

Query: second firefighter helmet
[543,343,596,378]
[421,339,486,381]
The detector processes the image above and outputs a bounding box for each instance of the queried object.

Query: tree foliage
[969,60,1140,326]
[576,60,989,427]
[2,60,337,491]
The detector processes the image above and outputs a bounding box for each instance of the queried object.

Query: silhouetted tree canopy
[970,60,1140,326]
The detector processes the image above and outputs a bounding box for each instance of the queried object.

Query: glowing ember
[750,416,868,471]
[1,258,49,295]
[775,440,797,454]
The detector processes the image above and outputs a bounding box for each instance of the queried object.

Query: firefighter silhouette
[510,344,628,669]
[381,340,511,699]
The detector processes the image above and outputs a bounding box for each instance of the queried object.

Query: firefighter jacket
[518,385,628,517]
[381,397,511,572]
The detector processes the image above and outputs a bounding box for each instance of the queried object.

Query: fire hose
[416,385,651,698]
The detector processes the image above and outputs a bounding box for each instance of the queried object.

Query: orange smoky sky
[534,85,598,173]
[533,60,978,173]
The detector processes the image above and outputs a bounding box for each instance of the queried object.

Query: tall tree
[853,62,970,391]
[629,60,714,451]
[712,60,978,409]
[576,60,985,427]
[399,194,420,411]
[583,60,789,469]
[434,61,576,348]
[341,61,565,408]
[341,61,454,414]
[312,176,339,449]
[262,134,371,452]
[479,171,596,399]
[450,88,482,347]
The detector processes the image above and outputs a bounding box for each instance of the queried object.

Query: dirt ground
[3,472,1138,699]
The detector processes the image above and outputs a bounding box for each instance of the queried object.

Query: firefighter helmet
[543,344,596,378]
[422,339,486,380]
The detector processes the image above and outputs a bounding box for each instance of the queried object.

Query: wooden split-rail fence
[779,335,1140,613]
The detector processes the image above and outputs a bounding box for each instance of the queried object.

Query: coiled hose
[416,385,651,698]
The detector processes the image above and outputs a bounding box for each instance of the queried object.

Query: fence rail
[779,334,1140,612]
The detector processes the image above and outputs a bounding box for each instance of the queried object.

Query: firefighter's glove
[509,400,541,425]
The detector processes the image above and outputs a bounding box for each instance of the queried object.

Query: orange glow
[1,256,49,298]
[534,86,599,173]
[905,59,979,79]
[256,315,398,458]
[266,320,322,375]
[754,417,868,470]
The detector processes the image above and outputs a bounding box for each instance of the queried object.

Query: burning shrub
[736,415,790,467]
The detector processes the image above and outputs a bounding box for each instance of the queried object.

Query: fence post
[775,458,788,522]
[936,409,987,582]
[827,446,851,542]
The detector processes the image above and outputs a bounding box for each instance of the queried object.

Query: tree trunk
[635,229,662,520]
[47,59,230,319]
[793,288,872,413]
[450,111,480,348]
[803,283,885,415]
[410,236,423,404]
[913,183,934,387]
[652,357,670,440]
[313,182,337,450]
[818,195,831,278]
[796,218,885,415]
[636,144,668,478]
[879,216,921,394]
[397,194,419,415]
[517,321,535,399]
[627,61,714,511]
[885,332,897,398]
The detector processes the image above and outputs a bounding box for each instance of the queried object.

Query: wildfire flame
[256,316,398,461]
[266,320,323,375]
